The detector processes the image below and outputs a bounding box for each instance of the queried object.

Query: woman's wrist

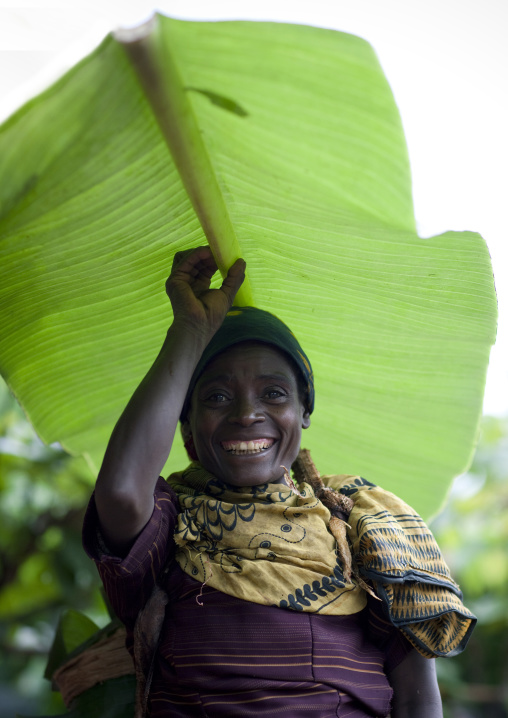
[167,314,219,353]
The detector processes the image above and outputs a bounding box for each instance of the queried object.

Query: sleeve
[82,477,179,628]
[344,479,476,657]
[366,594,415,674]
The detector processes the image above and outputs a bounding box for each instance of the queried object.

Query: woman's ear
[181,420,199,461]
[302,412,311,430]
[180,419,192,443]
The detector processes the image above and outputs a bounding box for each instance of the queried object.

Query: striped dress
[83,478,412,717]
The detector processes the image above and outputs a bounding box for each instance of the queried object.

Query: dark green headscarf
[181,306,314,419]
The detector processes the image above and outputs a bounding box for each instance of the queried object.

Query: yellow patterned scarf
[167,463,476,657]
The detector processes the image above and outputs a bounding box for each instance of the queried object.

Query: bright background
[1,0,506,416]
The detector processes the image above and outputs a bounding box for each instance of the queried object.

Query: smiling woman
[186,342,309,484]
[184,334,312,487]
[83,246,473,717]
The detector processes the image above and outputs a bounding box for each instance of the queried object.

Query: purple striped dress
[83,478,411,717]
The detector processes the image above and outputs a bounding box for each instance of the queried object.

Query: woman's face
[185,342,311,487]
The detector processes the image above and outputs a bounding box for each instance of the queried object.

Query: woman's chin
[211,458,288,488]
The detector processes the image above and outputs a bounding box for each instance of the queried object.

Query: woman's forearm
[94,322,208,551]
[391,698,443,718]
[389,652,443,718]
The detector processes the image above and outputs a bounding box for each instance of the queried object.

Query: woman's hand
[166,246,246,340]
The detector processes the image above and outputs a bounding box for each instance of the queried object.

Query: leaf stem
[115,15,254,306]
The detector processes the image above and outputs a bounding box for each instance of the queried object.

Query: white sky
[1,0,507,415]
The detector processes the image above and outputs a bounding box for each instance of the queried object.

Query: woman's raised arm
[94,247,245,553]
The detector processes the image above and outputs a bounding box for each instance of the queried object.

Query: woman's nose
[227,396,265,425]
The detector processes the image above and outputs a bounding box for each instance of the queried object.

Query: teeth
[222,439,273,455]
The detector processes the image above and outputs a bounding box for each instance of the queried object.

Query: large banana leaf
[0,15,497,518]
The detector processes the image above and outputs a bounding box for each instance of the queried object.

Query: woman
[84,246,472,716]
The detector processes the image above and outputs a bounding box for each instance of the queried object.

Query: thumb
[219,258,246,304]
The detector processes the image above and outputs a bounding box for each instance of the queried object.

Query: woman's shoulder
[321,473,415,515]
[322,473,378,495]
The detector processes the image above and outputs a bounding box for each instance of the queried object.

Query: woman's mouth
[220,438,275,455]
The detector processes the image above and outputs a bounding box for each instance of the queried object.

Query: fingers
[170,246,217,280]
[220,258,246,305]
[166,246,247,329]
[166,247,216,298]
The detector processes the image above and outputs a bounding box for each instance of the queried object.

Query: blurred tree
[0,380,109,715]
[432,416,508,718]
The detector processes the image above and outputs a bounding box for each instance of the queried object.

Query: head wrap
[181,306,314,419]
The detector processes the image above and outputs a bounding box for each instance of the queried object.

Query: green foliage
[0,383,96,618]
[0,380,108,714]
[432,416,508,717]
[41,610,135,718]
[18,676,135,718]
[44,609,99,681]
[0,15,497,519]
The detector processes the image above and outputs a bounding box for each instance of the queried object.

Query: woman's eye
[265,389,285,400]
[207,392,228,403]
